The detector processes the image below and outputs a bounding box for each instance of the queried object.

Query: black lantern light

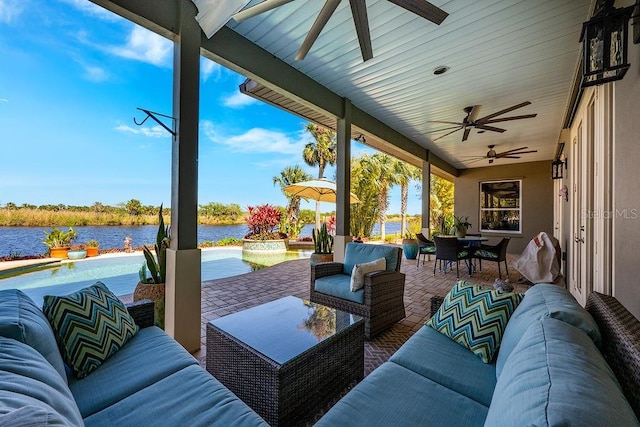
[551,159,564,180]
[580,0,634,87]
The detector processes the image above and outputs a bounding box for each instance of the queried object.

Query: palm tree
[273,165,312,238]
[360,153,398,241]
[393,161,421,237]
[302,123,337,230]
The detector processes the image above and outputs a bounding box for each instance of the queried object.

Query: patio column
[421,155,431,238]
[334,98,352,262]
[166,0,201,353]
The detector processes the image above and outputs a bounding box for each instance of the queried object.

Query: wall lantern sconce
[580,0,634,87]
[551,159,565,180]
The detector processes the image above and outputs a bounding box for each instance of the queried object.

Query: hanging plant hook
[133,107,176,136]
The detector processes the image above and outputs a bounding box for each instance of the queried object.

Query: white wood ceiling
[226,0,593,169]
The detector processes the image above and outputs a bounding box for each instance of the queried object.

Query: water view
[0,222,403,257]
[1,248,311,305]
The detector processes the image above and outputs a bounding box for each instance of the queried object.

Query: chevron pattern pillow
[43,282,138,378]
[426,281,523,363]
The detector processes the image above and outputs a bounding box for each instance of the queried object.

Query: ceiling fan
[232,0,448,62]
[465,145,538,165]
[428,102,538,142]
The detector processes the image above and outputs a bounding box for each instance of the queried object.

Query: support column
[165,0,201,353]
[421,154,431,238]
[334,98,352,262]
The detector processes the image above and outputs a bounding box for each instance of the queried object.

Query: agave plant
[312,223,333,255]
[141,204,171,284]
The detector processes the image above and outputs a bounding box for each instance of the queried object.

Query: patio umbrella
[283,179,360,204]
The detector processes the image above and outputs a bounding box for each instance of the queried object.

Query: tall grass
[0,208,249,227]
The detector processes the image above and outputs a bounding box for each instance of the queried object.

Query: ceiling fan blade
[232,0,295,22]
[475,124,506,133]
[386,0,448,25]
[499,156,521,159]
[432,127,463,142]
[462,127,471,142]
[477,101,532,122]
[466,158,487,165]
[349,0,373,61]
[483,114,538,124]
[503,150,537,155]
[296,0,341,60]
[425,125,463,134]
[467,105,482,123]
[497,146,529,154]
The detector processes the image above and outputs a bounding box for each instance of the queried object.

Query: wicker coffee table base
[206,319,364,426]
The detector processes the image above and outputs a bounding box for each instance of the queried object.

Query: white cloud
[222,92,257,108]
[202,120,305,155]
[59,0,118,21]
[0,0,24,23]
[108,26,172,67]
[115,124,169,138]
[0,98,8,103]
[83,65,109,82]
[201,58,221,82]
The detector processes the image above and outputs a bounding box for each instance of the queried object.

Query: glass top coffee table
[206,295,364,426]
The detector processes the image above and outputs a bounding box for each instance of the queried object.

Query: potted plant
[67,244,87,260]
[42,226,77,259]
[401,232,419,260]
[451,215,472,238]
[85,239,100,257]
[133,205,170,328]
[242,204,287,254]
[310,222,334,265]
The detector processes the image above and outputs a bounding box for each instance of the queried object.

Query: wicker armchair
[310,243,406,339]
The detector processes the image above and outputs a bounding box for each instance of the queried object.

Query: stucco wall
[613,27,640,319]
[454,161,554,254]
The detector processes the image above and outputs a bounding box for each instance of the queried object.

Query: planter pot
[242,239,287,254]
[85,246,99,257]
[133,281,165,329]
[455,227,468,238]
[49,247,70,259]
[310,253,333,265]
[67,249,87,260]
[402,239,419,260]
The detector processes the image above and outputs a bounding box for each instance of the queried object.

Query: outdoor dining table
[436,236,489,275]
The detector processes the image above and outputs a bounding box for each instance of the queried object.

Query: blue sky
[0,0,422,215]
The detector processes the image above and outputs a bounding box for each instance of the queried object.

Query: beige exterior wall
[612,27,640,319]
[454,161,554,254]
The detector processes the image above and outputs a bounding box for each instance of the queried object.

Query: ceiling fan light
[433,66,450,75]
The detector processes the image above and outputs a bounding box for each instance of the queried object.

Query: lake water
[0,222,403,257]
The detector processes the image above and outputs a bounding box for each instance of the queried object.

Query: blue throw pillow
[43,282,138,378]
[427,281,523,363]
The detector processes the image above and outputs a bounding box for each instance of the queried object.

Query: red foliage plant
[245,204,283,240]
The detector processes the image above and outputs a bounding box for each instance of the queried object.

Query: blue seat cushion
[0,289,67,381]
[343,243,399,275]
[84,365,268,427]
[419,246,436,254]
[314,274,364,304]
[485,317,639,426]
[316,362,488,427]
[390,325,496,407]
[69,326,197,418]
[496,283,601,377]
[0,336,84,426]
[474,249,497,259]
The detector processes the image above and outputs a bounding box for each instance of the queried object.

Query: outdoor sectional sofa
[317,283,640,426]
[0,288,267,426]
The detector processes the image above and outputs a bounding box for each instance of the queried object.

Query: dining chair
[433,236,471,278]
[416,232,436,268]
[473,237,511,279]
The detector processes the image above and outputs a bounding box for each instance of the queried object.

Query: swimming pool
[0,248,311,305]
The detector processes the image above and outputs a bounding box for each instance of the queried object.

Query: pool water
[1,248,311,305]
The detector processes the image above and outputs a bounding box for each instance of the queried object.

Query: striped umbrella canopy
[283,179,360,204]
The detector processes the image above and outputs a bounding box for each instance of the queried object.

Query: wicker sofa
[0,289,267,426]
[310,243,406,339]
[316,284,640,426]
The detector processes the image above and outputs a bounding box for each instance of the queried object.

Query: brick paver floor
[193,252,529,375]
